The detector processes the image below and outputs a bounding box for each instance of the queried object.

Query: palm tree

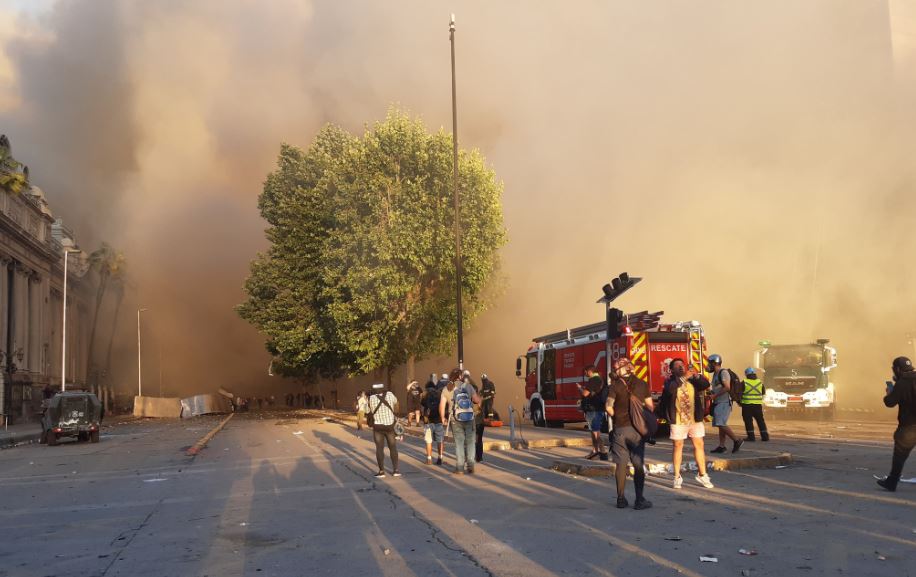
[86,244,126,392]
[102,276,126,387]
[0,135,28,195]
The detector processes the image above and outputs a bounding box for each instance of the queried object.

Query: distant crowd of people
[355,369,497,478]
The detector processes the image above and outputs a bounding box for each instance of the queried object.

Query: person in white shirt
[368,383,400,478]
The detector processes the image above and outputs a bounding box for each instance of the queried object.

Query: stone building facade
[0,183,91,423]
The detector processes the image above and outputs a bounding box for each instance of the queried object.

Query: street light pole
[449,13,464,371]
[61,249,80,392]
[137,307,148,397]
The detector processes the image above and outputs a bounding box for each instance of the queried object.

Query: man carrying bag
[606,358,655,510]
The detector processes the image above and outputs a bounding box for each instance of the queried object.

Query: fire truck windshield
[764,345,823,369]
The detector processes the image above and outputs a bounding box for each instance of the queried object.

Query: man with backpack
[659,359,715,489]
[707,354,743,454]
[578,365,609,461]
[367,383,400,478]
[440,368,481,474]
[606,358,654,510]
[422,380,445,465]
[741,367,769,442]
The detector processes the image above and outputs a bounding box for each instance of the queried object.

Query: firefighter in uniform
[741,367,769,442]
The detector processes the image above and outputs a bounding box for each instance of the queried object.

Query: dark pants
[611,426,646,500]
[742,404,769,440]
[886,424,916,489]
[373,427,398,472]
[475,421,485,462]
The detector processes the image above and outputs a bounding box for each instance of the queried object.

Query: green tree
[0,135,29,195]
[239,108,507,384]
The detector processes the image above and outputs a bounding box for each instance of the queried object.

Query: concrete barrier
[552,452,793,477]
[133,396,182,418]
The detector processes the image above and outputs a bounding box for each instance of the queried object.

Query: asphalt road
[0,412,912,577]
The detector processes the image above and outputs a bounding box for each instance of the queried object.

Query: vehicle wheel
[531,402,546,428]
[491,410,501,421]
[90,430,100,443]
[823,404,836,421]
[39,430,47,445]
[47,431,58,446]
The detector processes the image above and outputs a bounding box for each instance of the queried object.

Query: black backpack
[720,368,744,405]
[423,387,442,417]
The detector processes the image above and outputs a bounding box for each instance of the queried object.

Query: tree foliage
[0,135,29,195]
[239,108,507,382]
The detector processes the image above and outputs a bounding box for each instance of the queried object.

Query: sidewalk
[0,414,142,448]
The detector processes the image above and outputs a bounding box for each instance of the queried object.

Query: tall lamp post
[137,307,148,397]
[449,13,464,370]
[61,248,81,392]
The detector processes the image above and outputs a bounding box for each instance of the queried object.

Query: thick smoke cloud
[0,1,913,415]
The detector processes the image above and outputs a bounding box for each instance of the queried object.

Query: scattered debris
[383,548,391,556]
[741,570,752,577]
[738,549,758,556]
[525,477,531,481]
[774,466,788,469]
[240,522,248,527]
[469,519,479,524]
[143,478,167,483]
[901,478,916,484]
[664,537,683,541]
[699,556,718,563]
[292,431,304,435]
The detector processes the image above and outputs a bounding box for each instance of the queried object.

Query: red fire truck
[516,316,709,427]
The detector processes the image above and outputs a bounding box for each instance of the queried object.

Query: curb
[551,452,793,478]
[185,413,235,457]
[0,430,41,448]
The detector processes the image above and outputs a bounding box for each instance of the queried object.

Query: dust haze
[0,1,913,417]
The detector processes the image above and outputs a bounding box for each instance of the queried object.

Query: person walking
[355,391,369,432]
[367,383,400,478]
[659,358,715,489]
[406,380,422,427]
[707,354,743,454]
[480,374,496,420]
[741,367,769,441]
[579,364,609,461]
[441,368,481,474]
[422,380,445,465]
[877,357,916,492]
[606,358,654,510]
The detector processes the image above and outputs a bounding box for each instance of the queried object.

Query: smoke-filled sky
[0,1,914,413]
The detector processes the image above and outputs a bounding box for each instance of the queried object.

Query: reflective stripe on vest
[742,378,764,404]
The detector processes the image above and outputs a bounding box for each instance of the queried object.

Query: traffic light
[607,307,625,339]
[598,272,642,303]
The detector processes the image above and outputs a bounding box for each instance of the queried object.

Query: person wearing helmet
[741,367,769,442]
[707,354,743,454]
[877,356,916,491]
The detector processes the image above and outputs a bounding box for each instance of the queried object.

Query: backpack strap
[370,393,393,416]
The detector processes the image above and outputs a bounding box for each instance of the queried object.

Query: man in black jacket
[606,358,654,510]
[877,356,916,492]
[659,359,715,489]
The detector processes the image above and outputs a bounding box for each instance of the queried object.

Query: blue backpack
[453,385,475,422]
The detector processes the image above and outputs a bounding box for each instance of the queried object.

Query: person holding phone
[877,357,916,492]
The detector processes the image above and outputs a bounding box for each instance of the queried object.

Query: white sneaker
[673,476,683,489]
[696,474,714,488]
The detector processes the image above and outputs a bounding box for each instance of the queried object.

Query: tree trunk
[103,285,124,388]
[86,272,109,392]
[406,355,415,383]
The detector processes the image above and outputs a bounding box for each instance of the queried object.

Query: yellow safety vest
[741,378,764,405]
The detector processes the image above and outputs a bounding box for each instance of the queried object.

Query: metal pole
[61,250,72,392]
[137,308,144,397]
[449,13,464,371]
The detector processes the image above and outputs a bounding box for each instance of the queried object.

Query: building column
[0,258,8,419]
[28,273,40,374]
[12,264,29,371]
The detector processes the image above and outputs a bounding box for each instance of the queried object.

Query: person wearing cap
[707,354,743,454]
[367,383,401,478]
[877,356,916,491]
[741,368,769,442]
[606,358,654,510]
